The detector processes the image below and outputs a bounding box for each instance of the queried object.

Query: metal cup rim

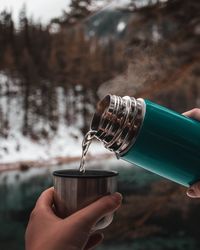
[53,169,118,178]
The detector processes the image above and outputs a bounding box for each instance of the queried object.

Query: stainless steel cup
[53,169,118,231]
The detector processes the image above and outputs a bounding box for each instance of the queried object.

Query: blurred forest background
[0,1,200,250]
[0,0,199,163]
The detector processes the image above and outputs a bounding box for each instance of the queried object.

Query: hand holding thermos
[183,108,200,198]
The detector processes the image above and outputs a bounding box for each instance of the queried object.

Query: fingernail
[187,188,196,197]
[111,192,123,203]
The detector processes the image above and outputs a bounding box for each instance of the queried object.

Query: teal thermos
[91,95,200,187]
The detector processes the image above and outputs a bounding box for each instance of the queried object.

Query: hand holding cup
[53,169,119,231]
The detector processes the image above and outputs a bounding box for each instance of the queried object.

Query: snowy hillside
[0,72,108,164]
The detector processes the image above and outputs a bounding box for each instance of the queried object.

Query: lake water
[0,158,199,250]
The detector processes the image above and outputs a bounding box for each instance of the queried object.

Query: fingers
[187,182,200,198]
[182,108,200,121]
[84,233,104,250]
[67,192,122,229]
[183,108,200,199]
[35,187,55,215]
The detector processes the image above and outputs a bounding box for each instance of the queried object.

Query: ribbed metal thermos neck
[90,95,145,156]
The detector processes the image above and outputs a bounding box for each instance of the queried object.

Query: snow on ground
[0,72,108,165]
[117,21,126,32]
[0,124,109,164]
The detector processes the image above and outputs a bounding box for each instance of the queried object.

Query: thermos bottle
[90,95,200,187]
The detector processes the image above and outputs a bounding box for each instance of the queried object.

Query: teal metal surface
[122,99,200,187]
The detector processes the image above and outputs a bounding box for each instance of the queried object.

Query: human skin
[25,108,200,250]
[183,108,200,198]
[25,188,122,250]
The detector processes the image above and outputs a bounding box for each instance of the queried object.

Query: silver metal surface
[91,95,146,156]
[53,170,118,231]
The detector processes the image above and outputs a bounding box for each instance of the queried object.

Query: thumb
[66,192,122,229]
[187,182,200,198]
[182,109,200,121]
